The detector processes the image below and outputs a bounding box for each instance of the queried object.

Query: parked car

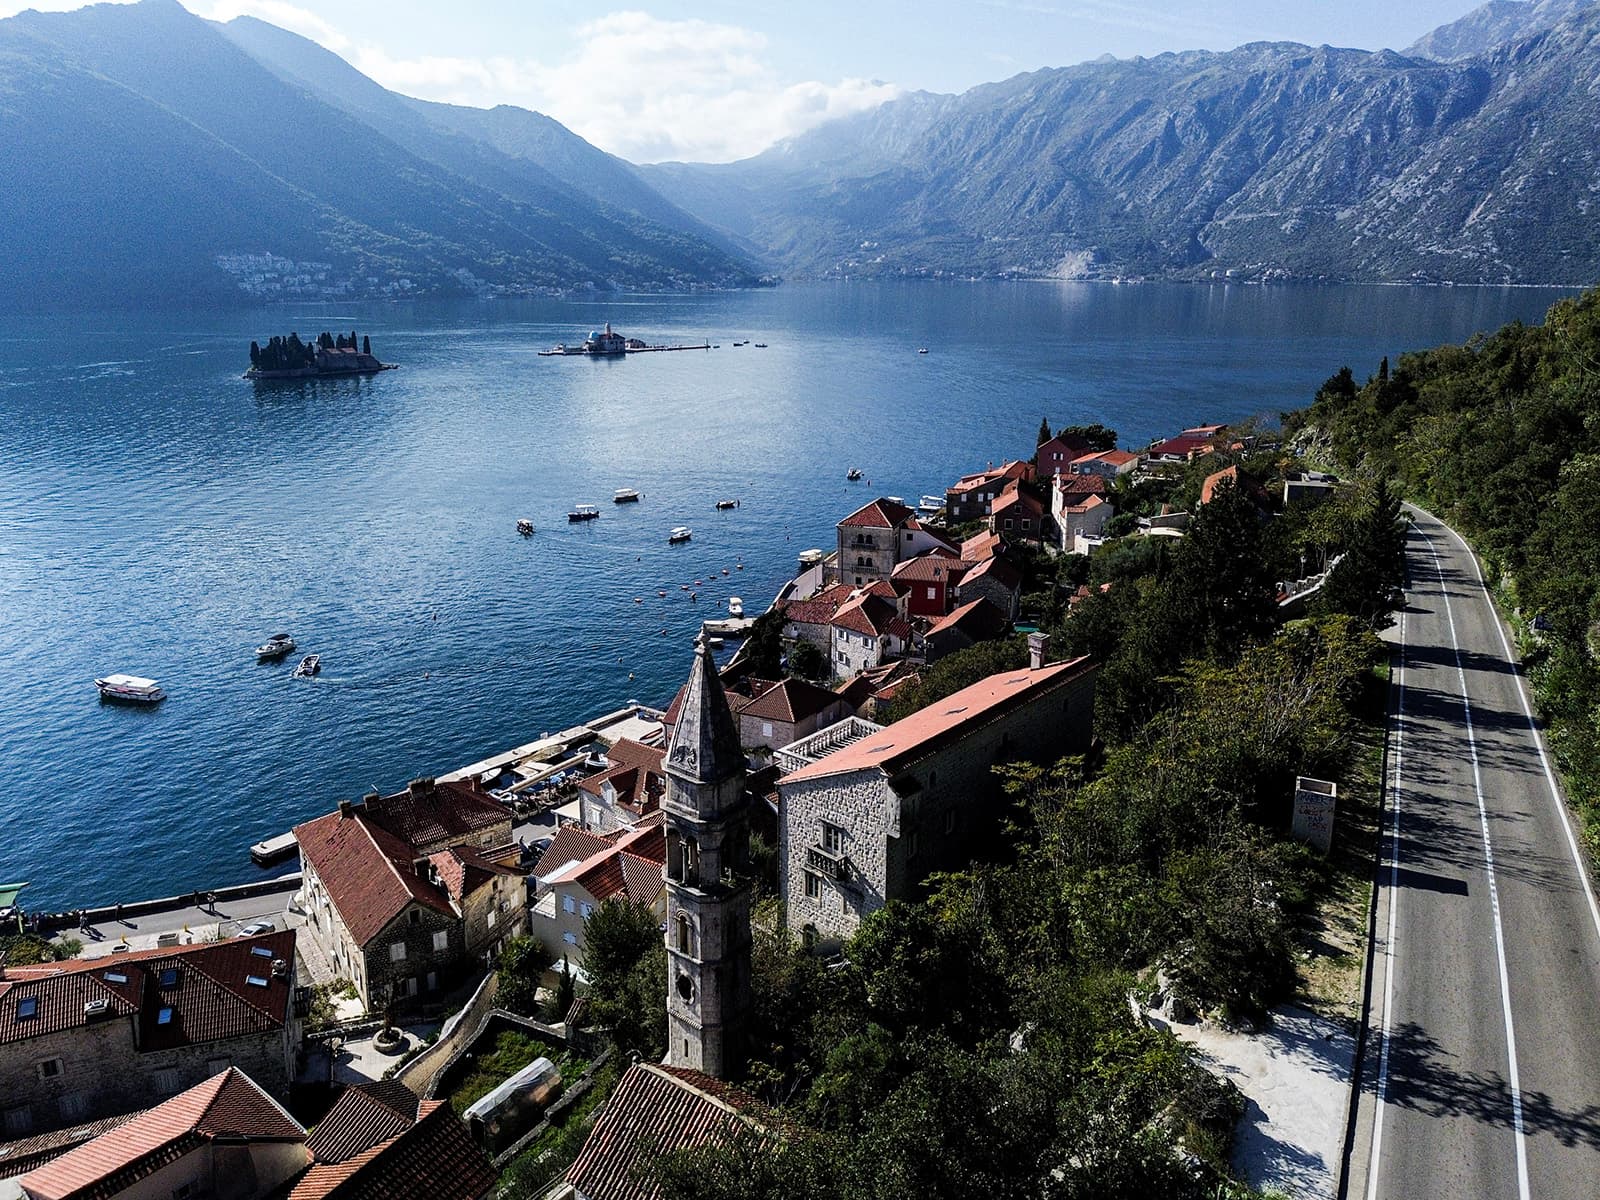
[238,919,276,936]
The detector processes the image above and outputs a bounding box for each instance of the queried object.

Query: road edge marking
[1364,606,1407,1200]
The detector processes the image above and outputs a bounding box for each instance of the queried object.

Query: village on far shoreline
[0,413,1355,1200]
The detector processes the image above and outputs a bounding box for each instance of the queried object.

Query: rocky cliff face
[641,8,1600,284]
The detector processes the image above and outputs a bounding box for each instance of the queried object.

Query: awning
[0,882,30,909]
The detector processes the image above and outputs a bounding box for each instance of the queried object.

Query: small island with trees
[245,330,395,379]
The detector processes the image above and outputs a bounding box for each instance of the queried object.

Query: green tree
[1037,416,1052,446]
[1314,477,1405,629]
[742,610,785,678]
[1058,423,1119,452]
[788,639,826,682]
[548,953,577,1023]
[884,636,1028,722]
[495,936,553,1017]
[1163,477,1278,659]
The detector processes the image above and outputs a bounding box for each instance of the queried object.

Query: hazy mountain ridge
[0,0,756,306]
[1404,0,1594,61]
[642,9,1600,284]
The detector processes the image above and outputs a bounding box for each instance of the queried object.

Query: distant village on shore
[0,414,1345,1200]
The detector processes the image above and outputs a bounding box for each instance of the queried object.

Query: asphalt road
[1346,507,1600,1199]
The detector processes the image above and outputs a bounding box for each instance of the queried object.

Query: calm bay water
[0,281,1574,909]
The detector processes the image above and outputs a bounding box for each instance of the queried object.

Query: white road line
[1420,525,1531,1200]
[1430,510,1600,951]
[1365,607,1407,1200]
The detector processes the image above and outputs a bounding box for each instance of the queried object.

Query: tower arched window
[675,913,692,955]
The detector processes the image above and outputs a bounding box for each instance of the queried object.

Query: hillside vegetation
[1290,286,1600,838]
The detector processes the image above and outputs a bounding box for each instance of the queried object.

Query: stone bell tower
[662,628,752,1079]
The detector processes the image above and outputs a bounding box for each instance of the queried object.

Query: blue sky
[4,0,1492,160]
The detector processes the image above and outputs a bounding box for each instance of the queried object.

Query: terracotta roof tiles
[566,1064,765,1200]
[781,658,1097,784]
[362,779,507,849]
[836,498,914,529]
[20,1068,304,1200]
[294,811,457,947]
[738,677,844,725]
[288,1098,493,1200]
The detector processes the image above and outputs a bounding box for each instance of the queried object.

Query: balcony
[806,843,850,881]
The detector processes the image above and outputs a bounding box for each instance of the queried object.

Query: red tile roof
[1056,472,1110,496]
[0,1114,138,1181]
[1072,449,1139,468]
[1148,433,1215,458]
[837,498,914,529]
[20,1068,305,1200]
[778,582,854,628]
[781,658,1097,784]
[549,825,666,906]
[924,596,1010,640]
[533,827,614,880]
[991,488,1042,520]
[830,593,903,639]
[738,677,843,725]
[363,779,508,849]
[889,552,968,584]
[2,932,296,1051]
[305,1083,420,1164]
[960,554,1022,592]
[294,810,457,947]
[427,844,521,904]
[960,531,1002,562]
[566,1064,765,1200]
[288,1098,493,1200]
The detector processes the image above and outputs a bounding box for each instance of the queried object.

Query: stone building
[0,934,300,1141]
[923,596,1011,663]
[576,739,667,833]
[835,499,952,587]
[293,787,523,1012]
[736,677,852,756]
[944,461,1033,522]
[953,552,1022,622]
[777,646,1098,945]
[829,589,911,679]
[662,633,753,1080]
[890,551,971,618]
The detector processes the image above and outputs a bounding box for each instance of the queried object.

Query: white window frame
[563,894,576,914]
[389,941,407,963]
[803,871,823,900]
[821,821,845,854]
[488,908,497,928]
[432,930,449,953]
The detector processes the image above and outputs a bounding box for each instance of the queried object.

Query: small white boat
[613,488,641,504]
[918,347,929,355]
[846,468,863,481]
[668,526,693,543]
[568,504,600,522]
[516,519,535,536]
[255,633,296,660]
[727,597,744,618]
[707,636,725,648]
[714,499,739,510]
[292,654,321,678]
[919,495,945,511]
[95,674,165,704]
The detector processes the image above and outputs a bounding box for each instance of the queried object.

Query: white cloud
[353,9,902,163]
[197,0,351,52]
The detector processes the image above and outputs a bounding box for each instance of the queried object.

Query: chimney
[1028,631,1050,670]
[408,777,435,799]
[338,799,353,819]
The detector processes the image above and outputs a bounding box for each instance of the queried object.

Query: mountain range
[2,0,1598,305]
[641,0,1600,284]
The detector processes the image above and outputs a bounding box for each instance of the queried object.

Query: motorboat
[918,348,929,354]
[919,495,945,511]
[516,519,535,536]
[714,499,739,510]
[753,342,768,348]
[668,527,693,543]
[292,654,321,678]
[846,468,863,481]
[613,488,641,503]
[255,633,296,660]
[568,504,600,522]
[727,597,744,618]
[95,674,165,704]
[707,637,725,648]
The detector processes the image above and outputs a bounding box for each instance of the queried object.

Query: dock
[247,704,665,867]
[700,616,755,638]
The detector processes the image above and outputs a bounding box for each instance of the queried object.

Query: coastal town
[0,413,1377,1200]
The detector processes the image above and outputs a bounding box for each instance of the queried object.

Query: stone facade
[0,1001,297,1141]
[778,663,1098,945]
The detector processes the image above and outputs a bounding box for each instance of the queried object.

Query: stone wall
[779,666,1098,944]
[0,1014,296,1140]
[361,902,472,1012]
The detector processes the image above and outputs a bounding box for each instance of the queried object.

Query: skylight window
[16,997,37,1019]
[157,1007,174,1025]
[245,975,269,988]
[158,968,179,988]
[249,946,273,958]
[104,972,128,984]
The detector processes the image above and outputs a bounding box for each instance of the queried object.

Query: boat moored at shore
[668,526,693,543]
[95,674,165,704]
